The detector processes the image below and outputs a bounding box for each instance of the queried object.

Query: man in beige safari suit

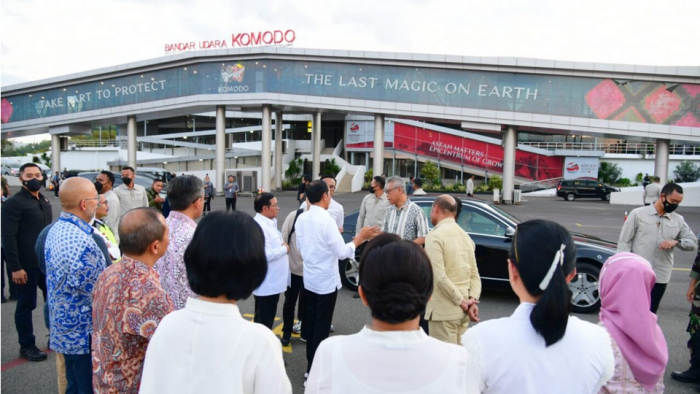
[424,195,481,345]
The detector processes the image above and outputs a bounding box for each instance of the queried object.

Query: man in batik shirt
[153,175,204,310]
[92,208,173,393]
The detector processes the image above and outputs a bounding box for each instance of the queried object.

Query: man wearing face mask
[45,177,107,392]
[114,166,148,227]
[1,163,52,362]
[618,183,698,313]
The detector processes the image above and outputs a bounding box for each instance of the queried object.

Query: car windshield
[478,202,521,224]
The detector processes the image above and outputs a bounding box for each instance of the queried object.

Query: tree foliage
[598,162,622,184]
[420,160,441,186]
[488,175,503,190]
[323,158,341,177]
[674,161,700,182]
[284,158,304,184]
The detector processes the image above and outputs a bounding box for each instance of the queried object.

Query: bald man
[45,177,107,393]
[93,208,173,392]
[424,195,481,345]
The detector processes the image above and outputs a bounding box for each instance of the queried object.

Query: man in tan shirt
[425,195,481,345]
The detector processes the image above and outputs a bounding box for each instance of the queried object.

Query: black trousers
[305,289,338,373]
[650,282,667,314]
[2,248,18,298]
[203,196,212,212]
[225,197,237,211]
[64,349,93,394]
[15,266,46,348]
[282,274,307,339]
[254,294,280,329]
[54,185,60,197]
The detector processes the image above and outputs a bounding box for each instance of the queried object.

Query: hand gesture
[467,303,480,322]
[659,240,679,250]
[357,226,381,243]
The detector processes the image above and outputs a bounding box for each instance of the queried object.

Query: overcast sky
[2,0,699,142]
[2,0,699,88]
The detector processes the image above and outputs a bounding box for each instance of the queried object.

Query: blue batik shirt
[46,212,106,355]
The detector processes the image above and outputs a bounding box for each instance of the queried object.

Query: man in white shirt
[113,166,148,227]
[467,175,475,197]
[643,176,661,206]
[95,171,121,243]
[296,180,381,376]
[321,175,344,231]
[412,178,427,196]
[253,192,290,330]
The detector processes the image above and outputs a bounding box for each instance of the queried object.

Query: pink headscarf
[599,252,668,390]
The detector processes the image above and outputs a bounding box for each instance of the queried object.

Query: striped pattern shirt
[382,199,430,242]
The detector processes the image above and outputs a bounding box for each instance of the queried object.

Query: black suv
[556,180,620,201]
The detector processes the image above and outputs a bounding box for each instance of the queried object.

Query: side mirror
[505,227,515,238]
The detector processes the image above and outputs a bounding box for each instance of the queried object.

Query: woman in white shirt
[462,219,615,394]
[305,233,478,394]
[139,211,292,394]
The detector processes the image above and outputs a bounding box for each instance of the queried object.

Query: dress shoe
[672,368,700,383]
[352,293,360,299]
[280,336,291,346]
[19,346,47,362]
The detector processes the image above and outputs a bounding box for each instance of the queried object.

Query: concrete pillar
[51,134,61,175]
[261,105,272,192]
[216,105,226,195]
[274,111,283,191]
[312,112,322,179]
[502,126,518,204]
[127,115,137,168]
[654,138,670,184]
[373,114,384,178]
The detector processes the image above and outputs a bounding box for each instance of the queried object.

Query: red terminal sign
[165,29,296,54]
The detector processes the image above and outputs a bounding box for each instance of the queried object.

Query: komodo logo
[218,64,249,93]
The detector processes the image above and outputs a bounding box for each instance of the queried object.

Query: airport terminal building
[2,46,699,202]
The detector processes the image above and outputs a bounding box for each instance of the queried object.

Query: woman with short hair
[139,211,292,394]
[305,233,478,394]
[462,219,615,393]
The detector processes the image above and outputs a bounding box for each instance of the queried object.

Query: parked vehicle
[340,196,617,314]
[556,179,620,202]
[1,164,16,176]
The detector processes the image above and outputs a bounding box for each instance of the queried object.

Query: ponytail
[511,220,576,347]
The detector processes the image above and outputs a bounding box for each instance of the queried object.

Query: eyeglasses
[97,200,108,208]
[82,197,100,204]
[192,195,204,204]
[384,187,400,194]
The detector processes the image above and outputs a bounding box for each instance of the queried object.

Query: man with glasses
[253,192,290,329]
[382,176,430,246]
[321,175,344,232]
[1,163,53,362]
[45,177,107,391]
[153,175,204,310]
[93,194,121,263]
[95,171,121,242]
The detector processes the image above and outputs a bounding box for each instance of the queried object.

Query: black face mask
[368,185,375,193]
[122,177,132,186]
[662,197,679,214]
[22,178,42,192]
[94,181,103,193]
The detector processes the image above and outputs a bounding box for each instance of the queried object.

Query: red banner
[393,123,562,181]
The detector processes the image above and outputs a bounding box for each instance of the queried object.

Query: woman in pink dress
[598,252,668,393]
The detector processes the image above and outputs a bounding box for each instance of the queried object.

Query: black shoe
[1,296,6,303]
[352,292,360,299]
[280,336,291,346]
[672,368,700,383]
[19,346,47,362]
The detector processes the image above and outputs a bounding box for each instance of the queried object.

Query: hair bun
[370,282,426,324]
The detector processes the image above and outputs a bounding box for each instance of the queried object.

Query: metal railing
[520,142,700,155]
[519,177,563,193]
[68,140,124,148]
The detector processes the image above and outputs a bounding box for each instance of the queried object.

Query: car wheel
[566,193,576,201]
[339,258,359,292]
[603,193,611,201]
[569,262,601,313]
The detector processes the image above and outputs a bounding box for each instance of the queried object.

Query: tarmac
[2,186,699,393]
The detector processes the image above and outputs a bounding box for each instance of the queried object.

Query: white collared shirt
[462,302,614,394]
[328,198,345,229]
[253,213,290,296]
[306,326,478,394]
[296,205,356,295]
[140,298,292,394]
